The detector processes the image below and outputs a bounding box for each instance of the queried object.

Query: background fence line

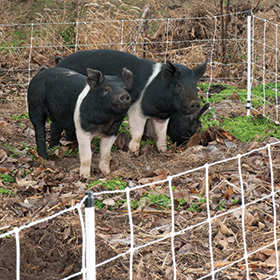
[1,10,280,124]
[251,14,280,124]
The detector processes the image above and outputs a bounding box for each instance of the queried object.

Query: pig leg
[76,132,93,178]
[50,122,63,148]
[65,130,77,141]
[35,126,47,159]
[128,108,147,155]
[99,135,117,176]
[29,109,48,159]
[151,118,170,153]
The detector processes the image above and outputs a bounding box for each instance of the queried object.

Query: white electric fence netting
[0,141,280,280]
[250,15,280,124]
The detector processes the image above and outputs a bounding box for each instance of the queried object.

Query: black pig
[167,103,210,145]
[56,49,207,155]
[144,103,210,146]
[27,66,133,177]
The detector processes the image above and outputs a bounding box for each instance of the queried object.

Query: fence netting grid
[1,11,280,123]
[251,15,280,124]
[1,141,280,279]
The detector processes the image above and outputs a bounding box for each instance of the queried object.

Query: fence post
[246,10,252,116]
[85,191,96,280]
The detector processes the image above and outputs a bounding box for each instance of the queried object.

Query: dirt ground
[1,82,280,280]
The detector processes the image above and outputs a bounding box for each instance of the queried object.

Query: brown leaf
[265,250,279,266]
[183,189,191,204]
[14,201,34,211]
[141,170,157,177]
[218,221,234,236]
[185,133,201,147]
[103,198,115,206]
[0,120,17,137]
[55,146,69,158]
[176,243,196,256]
[138,174,167,184]
[63,227,71,240]
[0,149,8,163]
[230,92,240,101]
[0,167,10,174]
[204,128,216,142]
[216,135,225,144]
[16,177,37,188]
[190,189,200,194]
[200,176,208,196]
[244,210,256,226]
[223,186,234,200]
[217,130,237,141]
[154,169,167,176]
[35,221,49,229]
[172,190,184,200]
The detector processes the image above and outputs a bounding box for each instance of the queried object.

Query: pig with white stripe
[27,66,132,177]
[56,49,207,155]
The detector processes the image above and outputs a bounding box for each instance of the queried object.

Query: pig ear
[191,103,210,120]
[55,56,63,65]
[162,60,179,80]
[121,68,133,90]
[37,65,48,73]
[193,58,208,80]
[86,68,104,89]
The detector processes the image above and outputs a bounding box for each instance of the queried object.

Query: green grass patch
[88,177,127,191]
[187,198,206,213]
[0,188,13,196]
[0,173,15,183]
[12,112,29,121]
[200,112,280,143]
[198,83,280,142]
[5,145,19,158]
[222,115,280,142]
[146,193,171,209]
[199,82,280,108]
[200,106,220,129]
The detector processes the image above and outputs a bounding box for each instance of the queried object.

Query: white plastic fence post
[120,19,124,51]
[164,18,170,63]
[85,191,96,280]
[15,227,20,280]
[75,21,79,53]
[26,23,34,111]
[246,10,252,116]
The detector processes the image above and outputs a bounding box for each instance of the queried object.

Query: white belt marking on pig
[128,63,163,154]
[74,84,94,177]
[74,84,91,133]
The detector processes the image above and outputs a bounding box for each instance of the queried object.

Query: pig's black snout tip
[118,92,131,105]
[188,100,201,113]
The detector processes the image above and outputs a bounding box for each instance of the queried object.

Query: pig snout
[116,92,131,107]
[187,100,201,113]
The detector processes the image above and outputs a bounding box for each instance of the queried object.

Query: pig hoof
[158,146,167,153]
[128,148,139,157]
[80,169,90,178]
[128,143,140,156]
[100,168,110,177]
[99,163,110,176]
